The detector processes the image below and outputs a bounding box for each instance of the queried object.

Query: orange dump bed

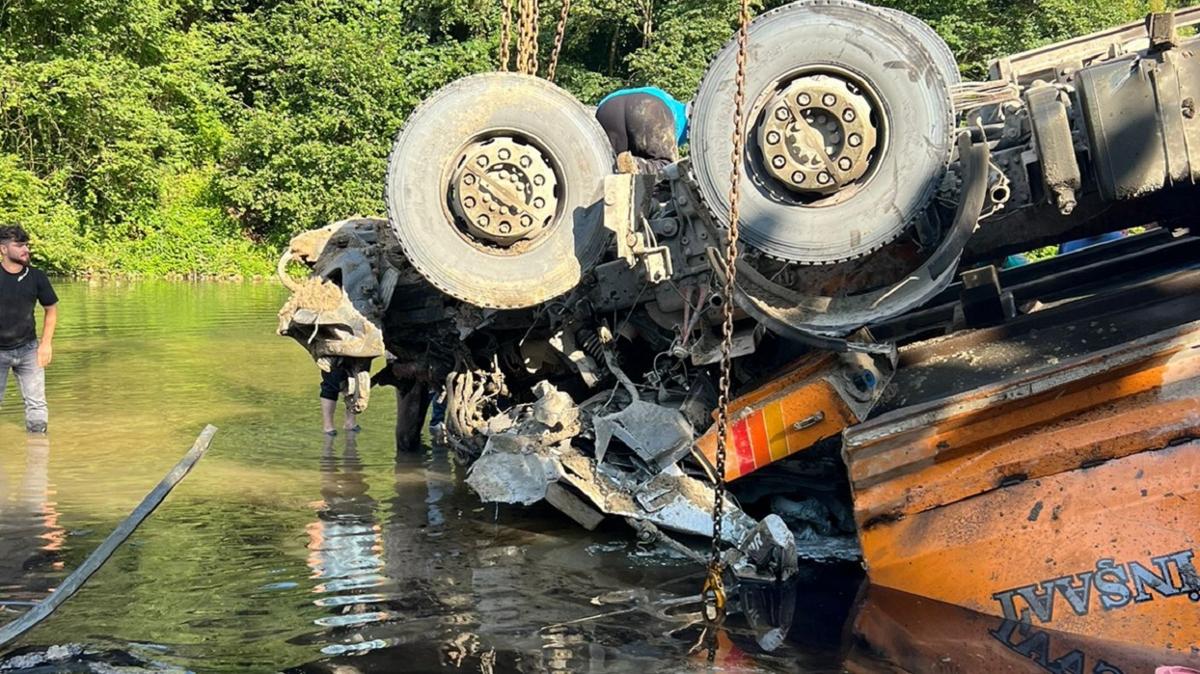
[844,271,1200,658]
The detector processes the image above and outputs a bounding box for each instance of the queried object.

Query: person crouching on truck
[595,86,689,175]
[0,225,58,434]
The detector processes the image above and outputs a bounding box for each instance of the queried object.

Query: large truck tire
[689,0,957,264]
[386,73,614,309]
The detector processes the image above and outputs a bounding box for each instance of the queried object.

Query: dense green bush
[0,0,1187,275]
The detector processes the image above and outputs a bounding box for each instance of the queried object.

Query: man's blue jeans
[0,341,48,432]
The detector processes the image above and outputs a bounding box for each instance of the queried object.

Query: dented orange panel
[846,321,1200,654]
[696,355,862,481]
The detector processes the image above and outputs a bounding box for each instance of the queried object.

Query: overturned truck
[280,0,1200,659]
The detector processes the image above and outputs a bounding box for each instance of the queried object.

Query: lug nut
[520,155,532,167]
[797,93,811,106]
[843,109,856,122]
[478,215,490,226]
[533,175,545,186]
[849,133,862,147]
[533,197,545,209]
[791,171,805,183]
[498,148,511,160]
[817,172,831,184]
[772,155,787,169]
[775,107,790,121]
[766,131,781,144]
[520,214,533,227]
[499,222,511,233]
[838,157,852,170]
[464,197,476,208]
[476,156,488,167]
[823,93,837,106]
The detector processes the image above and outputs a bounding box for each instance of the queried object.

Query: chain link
[547,0,571,82]
[516,0,540,76]
[706,0,751,628]
[499,0,513,71]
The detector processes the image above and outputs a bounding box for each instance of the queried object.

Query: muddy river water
[0,281,927,672]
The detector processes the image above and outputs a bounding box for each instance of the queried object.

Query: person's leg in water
[12,342,48,433]
[394,379,430,454]
[0,347,12,422]
[0,343,46,433]
[595,93,678,174]
[319,367,358,435]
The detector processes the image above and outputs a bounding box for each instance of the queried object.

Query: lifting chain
[701,0,752,649]
[499,0,513,71]
[516,0,540,76]
[547,0,571,82]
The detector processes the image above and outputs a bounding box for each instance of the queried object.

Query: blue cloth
[1060,231,1125,254]
[1002,254,1030,270]
[598,86,689,146]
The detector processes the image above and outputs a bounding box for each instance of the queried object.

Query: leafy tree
[0,0,1192,274]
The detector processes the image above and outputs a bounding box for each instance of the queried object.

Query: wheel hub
[450,137,559,247]
[757,74,879,197]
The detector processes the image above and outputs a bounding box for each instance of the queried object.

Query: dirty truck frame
[278,1,1200,659]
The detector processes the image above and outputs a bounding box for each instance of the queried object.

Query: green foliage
[0,0,1191,275]
[0,153,89,273]
[877,0,1189,78]
[211,0,494,244]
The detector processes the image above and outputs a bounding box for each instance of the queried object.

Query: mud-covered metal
[279,3,1200,601]
[846,304,1200,652]
[277,218,388,363]
[756,73,879,196]
[450,136,559,246]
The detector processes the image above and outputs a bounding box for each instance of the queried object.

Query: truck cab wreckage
[279,1,1200,662]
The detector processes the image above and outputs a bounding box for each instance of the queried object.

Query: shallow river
[0,281,874,673]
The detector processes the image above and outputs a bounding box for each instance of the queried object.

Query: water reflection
[306,433,392,640]
[0,435,65,614]
[847,585,1200,673]
[0,281,962,672]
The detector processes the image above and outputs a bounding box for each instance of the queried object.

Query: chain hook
[700,0,752,637]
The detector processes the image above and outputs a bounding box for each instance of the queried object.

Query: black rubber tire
[689,0,956,264]
[385,73,613,309]
[877,6,961,89]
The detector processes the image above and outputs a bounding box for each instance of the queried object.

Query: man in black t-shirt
[0,225,58,433]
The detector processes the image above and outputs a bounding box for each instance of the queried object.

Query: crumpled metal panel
[277,218,387,361]
[465,438,558,506]
[593,400,693,470]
